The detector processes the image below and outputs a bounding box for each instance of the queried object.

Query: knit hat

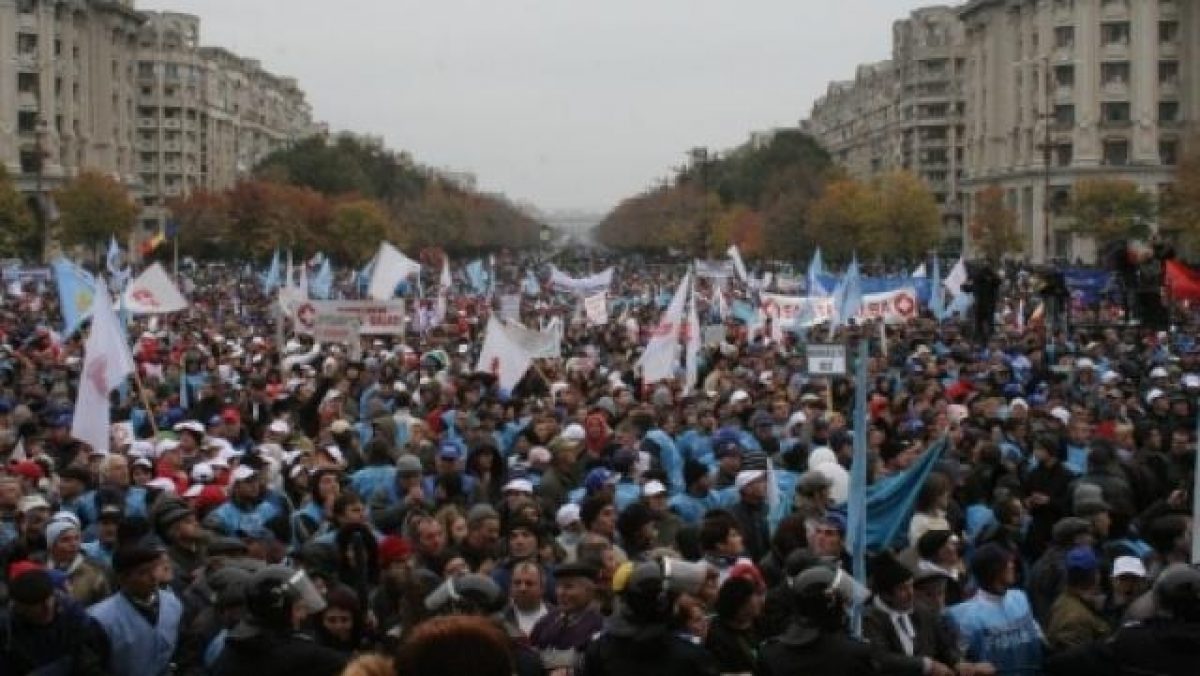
[44,518,79,549]
[378,535,412,568]
[467,503,500,527]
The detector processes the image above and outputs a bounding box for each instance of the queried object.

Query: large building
[806,6,967,249]
[135,10,318,235]
[958,0,1199,261]
[0,0,144,196]
[806,0,1200,262]
[0,1,318,253]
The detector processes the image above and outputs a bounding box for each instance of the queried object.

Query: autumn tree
[875,171,941,259]
[710,204,765,256]
[327,198,393,263]
[1162,142,1200,255]
[0,167,37,259]
[806,178,880,260]
[54,171,137,252]
[1066,178,1155,243]
[224,180,330,258]
[969,184,1023,262]
[169,189,231,259]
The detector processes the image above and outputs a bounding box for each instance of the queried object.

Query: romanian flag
[1165,259,1200,301]
[139,232,166,257]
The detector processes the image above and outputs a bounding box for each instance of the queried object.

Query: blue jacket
[349,465,397,501]
[204,498,283,536]
[644,429,685,494]
[669,487,738,525]
[88,590,183,676]
[945,590,1043,675]
[74,487,148,526]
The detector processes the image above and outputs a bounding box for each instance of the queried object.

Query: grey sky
[140,0,930,213]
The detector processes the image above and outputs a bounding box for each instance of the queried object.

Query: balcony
[138,163,157,173]
[1100,1,1131,20]
[18,91,39,110]
[1101,41,1130,59]
[135,140,157,151]
[162,185,182,196]
[1161,79,1180,97]
[16,52,38,71]
[162,141,182,152]
[137,117,157,128]
[162,118,182,130]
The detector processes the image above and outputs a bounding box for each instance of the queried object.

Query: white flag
[120,263,188,314]
[639,273,690,385]
[476,316,534,392]
[368,242,422,301]
[911,263,927,278]
[583,291,608,326]
[727,245,749,283]
[71,277,134,454]
[944,257,968,297]
[440,257,452,290]
[684,282,701,392]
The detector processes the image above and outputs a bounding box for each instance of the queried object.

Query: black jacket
[213,629,347,676]
[1046,617,1200,676]
[582,627,718,676]
[757,622,925,676]
[0,592,109,676]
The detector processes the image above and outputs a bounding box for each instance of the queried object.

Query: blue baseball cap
[437,442,463,461]
[1065,546,1098,573]
[712,427,744,458]
[819,512,847,534]
[584,467,617,493]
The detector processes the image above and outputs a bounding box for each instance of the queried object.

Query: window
[1054,26,1075,50]
[1055,143,1074,167]
[17,0,34,13]
[1160,101,1180,123]
[1103,139,1129,165]
[1160,21,1180,44]
[138,61,155,78]
[1101,22,1131,46]
[1102,62,1130,86]
[1054,104,1075,126]
[17,72,38,94]
[1054,0,1074,11]
[17,111,38,134]
[1102,0,1129,9]
[1160,61,1180,86]
[17,33,38,55]
[1102,102,1131,124]
[1054,65,1075,88]
[1160,140,1179,166]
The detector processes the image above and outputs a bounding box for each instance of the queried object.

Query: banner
[1166,259,1200,301]
[548,265,614,294]
[52,257,96,336]
[71,277,133,454]
[583,291,608,326]
[121,263,188,314]
[504,319,561,359]
[294,300,407,335]
[694,260,735,278]
[500,294,522,321]
[311,314,361,344]
[367,242,421,301]
[1063,268,1115,305]
[760,287,919,329]
[475,317,563,390]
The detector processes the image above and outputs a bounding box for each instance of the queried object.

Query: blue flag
[522,270,540,296]
[833,255,863,328]
[840,435,948,551]
[52,257,97,336]
[261,249,280,293]
[807,247,828,298]
[465,259,488,294]
[931,255,944,320]
[311,257,333,299]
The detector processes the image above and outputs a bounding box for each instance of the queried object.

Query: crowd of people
[1,251,1199,676]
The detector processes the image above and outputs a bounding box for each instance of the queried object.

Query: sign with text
[311,314,362,344]
[807,344,847,375]
[294,300,406,335]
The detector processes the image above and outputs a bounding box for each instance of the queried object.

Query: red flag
[1165,260,1200,301]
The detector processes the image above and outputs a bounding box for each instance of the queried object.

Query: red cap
[8,559,45,580]
[727,560,767,593]
[378,535,413,567]
[220,407,241,425]
[8,460,45,482]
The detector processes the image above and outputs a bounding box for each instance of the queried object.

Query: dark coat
[1046,618,1200,676]
[861,603,961,667]
[756,622,925,676]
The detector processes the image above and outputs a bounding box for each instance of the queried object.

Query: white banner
[500,294,521,321]
[583,291,608,326]
[505,319,561,359]
[548,265,614,294]
[312,315,362,344]
[760,287,919,328]
[694,260,735,278]
[121,263,188,314]
[294,300,407,335]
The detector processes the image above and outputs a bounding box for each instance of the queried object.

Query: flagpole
[130,361,159,438]
[848,337,869,638]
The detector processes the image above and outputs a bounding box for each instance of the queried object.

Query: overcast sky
[141,0,930,214]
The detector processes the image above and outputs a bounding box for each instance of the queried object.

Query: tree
[1161,142,1200,255]
[969,184,1023,262]
[169,190,232,259]
[224,180,330,258]
[875,171,941,259]
[0,167,37,259]
[54,171,137,251]
[710,204,765,257]
[806,178,881,260]
[327,198,393,263]
[1066,178,1156,243]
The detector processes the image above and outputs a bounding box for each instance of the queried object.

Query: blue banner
[1063,268,1115,305]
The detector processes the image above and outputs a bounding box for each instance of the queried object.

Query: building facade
[0,0,144,196]
[135,10,317,235]
[959,0,1199,262]
[806,6,967,249]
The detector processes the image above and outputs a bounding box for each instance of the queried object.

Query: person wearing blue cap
[711,427,744,490]
[1045,546,1110,653]
[421,440,477,504]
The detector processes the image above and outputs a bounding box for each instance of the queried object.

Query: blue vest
[206,499,281,536]
[946,590,1043,676]
[350,465,397,500]
[75,487,148,526]
[88,590,183,676]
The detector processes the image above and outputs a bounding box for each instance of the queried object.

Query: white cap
[556,503,582,529]
[730,390,750,403]
[1100,371,1121,384]
[174,420,205,435]
[734,469,766,491]
[1150,366,1169,379]
[642,480,667,497]
[1184,374,1200,389]
[1010,398,1029,411]
[1111,556,1147,578]
[130,440,155,458]
[502,478,534,494]
[17,494,51,513]
[528,446,552,465]
[562,423,586,442]
[154,438,180,458]
[146,477,177,494]
[1050,406,1071,425]
[267,420,290,436]
[231,465,257,482]
[321,445,345,466]
[787,411,808,429]
[191,462,215,484]
[1075,357,1095,370]
[1146,388,1166,404]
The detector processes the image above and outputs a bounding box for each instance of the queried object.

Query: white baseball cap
[1049,406,1071,425]
[146,477,177,494]
[231,465,257,482]
[642,480,667,497]
[267,420,290,435]
[561,423,586,442]
[734,469,766,491]
[1111,556,1147,579]
[502,478,534,494]
[556,503,582,529]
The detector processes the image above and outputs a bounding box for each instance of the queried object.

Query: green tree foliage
[1161,143,1200,255]
[1066,178,1156,243]
[875,171,942,259]
[54,171,138,250]
[0,167,37,259]
[969,184,1023,262]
